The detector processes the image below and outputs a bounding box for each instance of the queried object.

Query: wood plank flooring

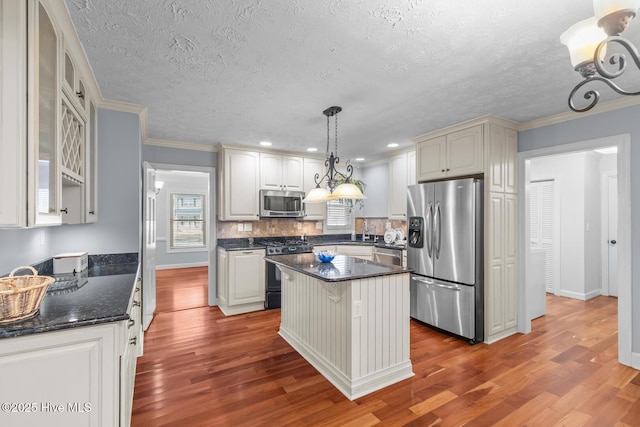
[154,266,208,313]
[133,275,639,426]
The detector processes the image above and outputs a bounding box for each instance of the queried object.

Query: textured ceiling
[65,0,640,161]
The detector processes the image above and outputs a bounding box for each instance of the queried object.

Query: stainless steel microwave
[260,190,305,218]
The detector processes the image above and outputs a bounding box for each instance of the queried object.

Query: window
[170,193,206,249]
[324,199,355,233]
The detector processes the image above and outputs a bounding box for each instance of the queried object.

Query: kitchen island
[265,253,413,400]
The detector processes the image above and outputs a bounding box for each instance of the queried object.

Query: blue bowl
[315,250,336,263]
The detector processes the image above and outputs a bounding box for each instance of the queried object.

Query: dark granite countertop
[218,237,406,251]
[265,253,411,282]
[0,262,139,339]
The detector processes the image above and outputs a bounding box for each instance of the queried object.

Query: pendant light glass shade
[593,0,640,20]
[328,183,366,200]
[560,17,607,68]
[302,186,331,203]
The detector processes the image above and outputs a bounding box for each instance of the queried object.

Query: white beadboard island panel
[278,267,413,400]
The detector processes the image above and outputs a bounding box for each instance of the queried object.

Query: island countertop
[265,253,411,282]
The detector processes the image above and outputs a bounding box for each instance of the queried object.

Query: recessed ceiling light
[594,146,617,154]
[355,158,365,161]
[307,147,318,152]
[259,141,272,146]
[387,143,399,148]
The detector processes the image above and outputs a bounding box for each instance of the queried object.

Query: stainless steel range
[258,239,313,309]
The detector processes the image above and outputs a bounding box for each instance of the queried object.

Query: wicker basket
[0,266,54,323]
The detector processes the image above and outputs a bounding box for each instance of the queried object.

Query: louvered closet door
[530,180,555,293]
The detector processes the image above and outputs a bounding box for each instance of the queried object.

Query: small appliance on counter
[53,252,88,275]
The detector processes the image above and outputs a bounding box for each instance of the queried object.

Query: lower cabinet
[335,245,374,261]
[217,248,266,316]
[0,277,142,427]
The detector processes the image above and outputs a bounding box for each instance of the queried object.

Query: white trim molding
[518,96,640,131]
[145,138,217,152]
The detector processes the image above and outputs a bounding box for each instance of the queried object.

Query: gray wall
[0,109,141,274]
[518,103,640,353]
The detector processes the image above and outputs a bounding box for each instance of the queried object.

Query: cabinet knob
[129,337,137,345]
[447,168,450,171]
[89,210,95,215]
[133,300,141,307]
[128,319,135,329]
[76,90,85,99]
[61,208,68,214]
[441,169,445,173]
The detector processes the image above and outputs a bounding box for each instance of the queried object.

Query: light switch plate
[244,223,253,231]
[316,222,323,230]
[237,223,243,232]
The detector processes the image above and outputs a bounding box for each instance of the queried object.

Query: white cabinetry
[0,275,141,427]
[260,153,304,191]
[0,0,98,227]
[217,248,266,315]
[413,116,518,343]
[416,125,483,182]
[303,157,326,220]
[336,245,373,261]
[218,148,260,221]
[388,151,416,220]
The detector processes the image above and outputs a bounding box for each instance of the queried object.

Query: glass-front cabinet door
[28,0,62,226]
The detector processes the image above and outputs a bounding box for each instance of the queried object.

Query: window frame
[168,192,208,253]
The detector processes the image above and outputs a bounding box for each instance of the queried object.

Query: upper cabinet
[388,151,416,220]
[218,148,261,221]
[416,125,483,182]
[259,153,304,191]
[303,157,326,220]
[0,0,99,228]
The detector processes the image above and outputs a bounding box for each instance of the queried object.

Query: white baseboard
[557,289,601,301]
[632,352,640,370]
[155,262,208,270]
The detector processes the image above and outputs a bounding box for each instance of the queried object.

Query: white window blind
[325,200,354,232]
[530,180,554,292]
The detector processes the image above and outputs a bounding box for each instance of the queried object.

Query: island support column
[278,267,413,400]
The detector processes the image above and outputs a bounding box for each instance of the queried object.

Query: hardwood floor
[132,293,640,426]
[155,267,208,313]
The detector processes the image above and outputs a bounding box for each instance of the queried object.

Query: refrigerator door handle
[426,202,433,258]
[411,276,461,291]
[434,202,442,259]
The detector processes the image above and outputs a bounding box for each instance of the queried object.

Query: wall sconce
[154,181,164,194]
[561,0,640,112]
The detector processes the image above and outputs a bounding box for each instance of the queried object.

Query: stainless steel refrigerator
[407,178,483,343]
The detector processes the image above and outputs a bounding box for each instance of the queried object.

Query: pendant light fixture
[561,0,640,112]
[303,106,366,203]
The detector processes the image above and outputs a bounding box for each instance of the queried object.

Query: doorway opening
[142,162,217,330]
[517,134,631,367]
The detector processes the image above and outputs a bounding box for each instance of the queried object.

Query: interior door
[142,162,157,330]
[607,175,618,297]
[529,180,555,293]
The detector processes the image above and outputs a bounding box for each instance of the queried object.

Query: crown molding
[99,98,147,115]
[145,138,218,152]
[518,96,640,131]
[413,114,519,143]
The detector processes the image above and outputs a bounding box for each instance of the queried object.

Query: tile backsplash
[216,217,406,239]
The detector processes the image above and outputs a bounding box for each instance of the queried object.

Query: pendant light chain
[334,113,338,158]
[326,114,330,159]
